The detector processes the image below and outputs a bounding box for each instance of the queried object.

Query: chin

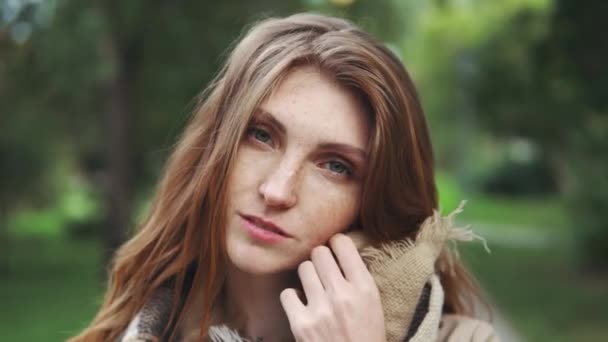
[231,260,292,275]
[229,255,300,275]
[226,239,304,275]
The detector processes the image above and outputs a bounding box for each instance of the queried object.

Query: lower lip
[241,217,288,244]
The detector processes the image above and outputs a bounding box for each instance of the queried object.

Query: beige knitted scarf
[121,201,485,342]
[348,200,486,342]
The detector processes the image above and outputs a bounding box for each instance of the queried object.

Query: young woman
[71,13,498,342]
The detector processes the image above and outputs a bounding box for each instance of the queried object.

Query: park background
[1,0,607,341]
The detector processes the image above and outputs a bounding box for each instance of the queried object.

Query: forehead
[260,67,369,148]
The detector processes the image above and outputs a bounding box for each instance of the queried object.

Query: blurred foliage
[481,155,557,196]
[1,0,607,340]
[400,0,550,173]
[471,0,608,267]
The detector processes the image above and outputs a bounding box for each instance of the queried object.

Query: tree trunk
[103,58,133,269]
[98,0,143,271]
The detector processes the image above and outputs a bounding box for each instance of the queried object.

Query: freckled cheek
[305,189,361,244]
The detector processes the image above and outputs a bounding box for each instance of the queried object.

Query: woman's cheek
[310,192,360,242]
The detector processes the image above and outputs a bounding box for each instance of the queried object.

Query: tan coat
[439,315,499,342]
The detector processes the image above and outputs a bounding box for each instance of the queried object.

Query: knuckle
[361,283,380,298]
[358,275,377,288]
[332,292,354,310]
[292,318,312,336]
[316,305,333,321]
[335,292,351,304]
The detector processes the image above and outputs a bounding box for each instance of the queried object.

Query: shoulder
[437,314,500,342]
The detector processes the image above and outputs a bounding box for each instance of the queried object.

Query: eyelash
[322,160,353,177]
[246,126,274,146]
[245,125,355,178]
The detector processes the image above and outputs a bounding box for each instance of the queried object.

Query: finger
[298,260,324,304]
[310,245,344,291]
[280,288,306,321]
[329,234,370,283]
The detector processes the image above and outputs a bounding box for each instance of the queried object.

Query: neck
[223,263,297,341]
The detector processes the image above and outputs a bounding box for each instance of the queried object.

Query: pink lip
[239,214,291,243]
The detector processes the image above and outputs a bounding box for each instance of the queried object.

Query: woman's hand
[280,233,386,342]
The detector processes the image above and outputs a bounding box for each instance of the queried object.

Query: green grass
[0,238,104,341]
[463,243,608,342]
[436,170,569,231]
[457,194,569,232]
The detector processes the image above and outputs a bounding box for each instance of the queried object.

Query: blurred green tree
[471,0,608,268]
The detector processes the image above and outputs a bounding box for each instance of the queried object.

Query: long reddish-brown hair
[71,13,483,341]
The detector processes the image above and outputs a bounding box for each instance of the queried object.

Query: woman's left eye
[247,127,273,145]
[324,160,352,176]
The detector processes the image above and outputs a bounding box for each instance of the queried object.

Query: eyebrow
[254,108,367,161]
[317,143,367,161]
[254,108,287,136]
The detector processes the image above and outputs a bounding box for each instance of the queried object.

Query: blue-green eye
[247,127,272,144]
[326,161,352,176]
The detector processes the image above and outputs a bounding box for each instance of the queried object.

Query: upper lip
[240,214,292,237]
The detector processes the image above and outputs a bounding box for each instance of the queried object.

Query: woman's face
[225,66,370,275]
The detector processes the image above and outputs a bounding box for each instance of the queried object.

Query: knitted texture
[409,275,444,342]
[347,200,479,342]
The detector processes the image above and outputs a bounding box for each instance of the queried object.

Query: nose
[258,158,299,209]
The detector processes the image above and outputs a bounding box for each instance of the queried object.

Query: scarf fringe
[208,325,249,342]
[359,200,490,275]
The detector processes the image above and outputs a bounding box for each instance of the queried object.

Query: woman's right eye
[246,126,273,145]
